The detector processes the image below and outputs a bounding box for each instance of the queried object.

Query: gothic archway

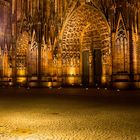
[61,4,111,86]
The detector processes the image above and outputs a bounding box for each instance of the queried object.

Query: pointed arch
[29,30,38,76]
[114,13,129,74]
[61,4,111,85]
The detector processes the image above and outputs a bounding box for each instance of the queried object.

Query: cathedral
[0,0,140,89]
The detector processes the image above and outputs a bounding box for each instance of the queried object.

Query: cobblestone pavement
[0,88,140,140]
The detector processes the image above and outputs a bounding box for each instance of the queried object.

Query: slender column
[137,9,140,74]
[138,8,140,33]
[11,0,17,85]
[129,29,134,81]
[111,32,115,75]
[58,0,62,22]
[37,21,42,85]
[32,0,36,16]
[24,0,27,16]
[37,0,39,10]
[46,0,50,18]
[39,0,44,17]
[55,0,58,14]
[89,50,93,85]
[43,0,47,17]
[63,0,67,12]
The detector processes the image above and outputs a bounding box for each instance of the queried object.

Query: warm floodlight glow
[69,67,76,76]
[17,77,26,83]
[17,69,26,76]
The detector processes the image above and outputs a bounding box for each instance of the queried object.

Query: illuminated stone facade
[0,0,140,88]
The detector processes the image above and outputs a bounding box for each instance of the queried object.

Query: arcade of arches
[0,0,140,89]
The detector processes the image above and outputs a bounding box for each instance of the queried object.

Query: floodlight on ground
[117,89,120,92]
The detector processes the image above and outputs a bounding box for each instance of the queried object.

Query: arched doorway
[80,24,103,86]
[61,4,111,86]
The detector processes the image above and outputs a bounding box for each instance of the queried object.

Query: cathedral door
[82,51,89,86]
[93,49,102,86]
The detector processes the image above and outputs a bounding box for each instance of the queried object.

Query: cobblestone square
[0,88,140,140]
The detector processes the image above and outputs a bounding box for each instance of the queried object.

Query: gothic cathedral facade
[0,0,140,89]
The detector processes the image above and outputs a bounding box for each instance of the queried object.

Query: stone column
[37,22,42,86]
[89,50,93,86]
[137,8,140,81]
[12,37,17,86]
[111,32,115,76]
[129,28,134,81]
[11,0,17,86]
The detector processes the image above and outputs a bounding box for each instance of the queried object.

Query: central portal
[61,4,110,86]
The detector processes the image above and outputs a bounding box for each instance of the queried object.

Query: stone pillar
[89,50,93,86]
[58,0,62,22]
[23,0,27,16]
[37,22,42,86]
[11,0,17,86]
[111,32,115,76]
[137,8,140,82]
[129,29,134,81]
[137,34,140,72]
[32,0,36,16]
[12,37,17,86]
